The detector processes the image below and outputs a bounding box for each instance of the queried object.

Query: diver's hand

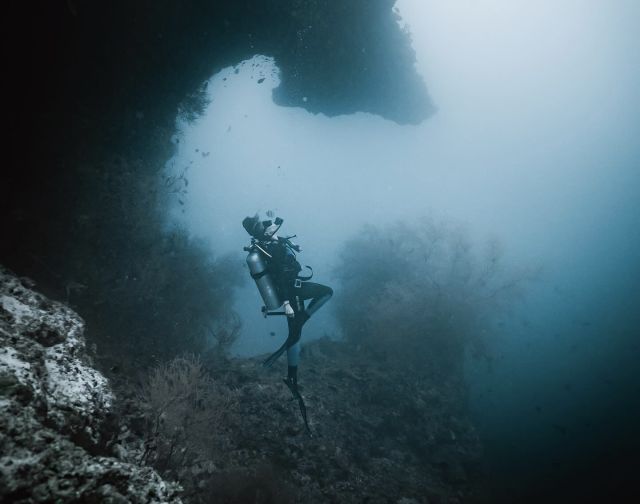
[283,300,295,318]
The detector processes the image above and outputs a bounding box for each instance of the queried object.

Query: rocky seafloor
[1,266,483,503]
[193,350,484,503]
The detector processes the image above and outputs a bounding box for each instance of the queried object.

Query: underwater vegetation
[335,218,535,378]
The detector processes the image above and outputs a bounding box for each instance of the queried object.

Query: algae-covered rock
[0,266,181,503]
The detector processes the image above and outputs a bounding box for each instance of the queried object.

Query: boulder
[0,266,181,503]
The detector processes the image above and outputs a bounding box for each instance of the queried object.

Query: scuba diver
[242,214,333,434]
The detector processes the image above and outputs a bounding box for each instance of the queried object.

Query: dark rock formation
[5,0,430,251]
[3,1,433,357]
[0,266,181,503]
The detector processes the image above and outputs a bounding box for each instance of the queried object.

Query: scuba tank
[245,242,282,310]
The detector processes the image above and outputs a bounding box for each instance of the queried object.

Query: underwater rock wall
[5,0,430,239]
[3,1,433,353]
[0,266,180,502]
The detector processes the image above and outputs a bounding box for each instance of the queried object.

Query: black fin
[262,341,288,368]
[283,377,312,436]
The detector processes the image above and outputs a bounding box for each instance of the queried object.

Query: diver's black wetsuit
[262,238,333,369]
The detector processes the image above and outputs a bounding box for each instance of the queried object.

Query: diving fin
[283,376,312,437]
[262,340,288,368]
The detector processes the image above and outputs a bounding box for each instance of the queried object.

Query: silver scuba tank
[246,247,282,310]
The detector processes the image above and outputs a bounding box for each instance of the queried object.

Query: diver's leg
[284,314,303,384]
[287,341,300,368]
[282,295,313,435]
[284,314,303,349]
[264,286,303,365]
[263,309,304,368]
[296,282,333,317]
[286,349,299,388]
[282,349,311,435]
[275,283,331,367]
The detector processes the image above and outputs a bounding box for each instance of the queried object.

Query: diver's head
[242,214,283,241]
[262,217,283,240]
